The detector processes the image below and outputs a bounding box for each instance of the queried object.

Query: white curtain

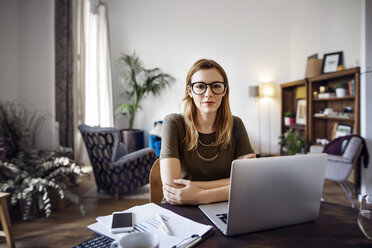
[72,0,114,163]
[84,1,114,127]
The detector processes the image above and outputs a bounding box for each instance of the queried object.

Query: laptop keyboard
[74,235,113,248]
[216,213,228,224]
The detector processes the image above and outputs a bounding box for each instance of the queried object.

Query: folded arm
[159,153,255,205]
[160,158,229,205]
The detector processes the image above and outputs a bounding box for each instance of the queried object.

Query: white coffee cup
[110,232,159,248]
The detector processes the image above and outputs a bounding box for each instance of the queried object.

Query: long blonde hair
[183,59,233,151]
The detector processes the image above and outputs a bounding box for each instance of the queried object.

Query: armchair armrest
[309,145,324,154]
[327,154,352,164]
[112,148,156,167]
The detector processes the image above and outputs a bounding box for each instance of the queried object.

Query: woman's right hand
[163,179,204,205]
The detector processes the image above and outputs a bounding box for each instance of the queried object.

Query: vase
[120,129,144,153]
[336,88,347,97]
[284,117,290,125]
[18,198,40,221]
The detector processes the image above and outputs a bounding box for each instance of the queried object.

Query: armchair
[310,136,363,208]
[78,124,157,200]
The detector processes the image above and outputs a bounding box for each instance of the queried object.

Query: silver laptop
[198,154,327,236]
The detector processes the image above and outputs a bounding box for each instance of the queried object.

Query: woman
[160,59,255,205]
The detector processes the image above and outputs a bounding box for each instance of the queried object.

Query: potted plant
[335,81,347,97]
[278,128,309,155]
[116,53,175,152]
[284,110,295,126]
[0,101,86,221]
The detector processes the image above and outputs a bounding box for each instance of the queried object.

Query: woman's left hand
[238,153,256,159]
[163,179,203,205]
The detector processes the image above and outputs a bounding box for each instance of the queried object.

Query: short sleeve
[160,114,181,160]
[234,117,255,157]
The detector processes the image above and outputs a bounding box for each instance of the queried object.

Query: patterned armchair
[78,124,157,200]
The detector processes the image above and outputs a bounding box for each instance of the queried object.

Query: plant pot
[50,191,72,210]
[120,129,144,153]
[17,198,41,221]
[284,117,295,125]
[284,117,290,125]
[336,88,347,97]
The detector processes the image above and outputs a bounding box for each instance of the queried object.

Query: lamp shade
[260,82,276,98]
[249,85,259,97]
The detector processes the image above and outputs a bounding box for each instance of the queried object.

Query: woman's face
[188,68,226,116]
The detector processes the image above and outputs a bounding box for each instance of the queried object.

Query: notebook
[198,154,327,236]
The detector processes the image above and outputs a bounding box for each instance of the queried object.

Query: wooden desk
[79,202,370,247]
[161,202,370,247]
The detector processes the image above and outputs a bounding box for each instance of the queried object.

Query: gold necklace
[196,138,219,162]
[198,139,215,147]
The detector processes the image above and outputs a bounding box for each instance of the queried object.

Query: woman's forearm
[198,185,230,204]
[160,158,183,188]
[193,178,230,189]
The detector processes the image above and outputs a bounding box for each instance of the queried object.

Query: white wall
[289,0,361,79]
[0,0,19,101]
[107,0,362,154]
[0,0,56,150]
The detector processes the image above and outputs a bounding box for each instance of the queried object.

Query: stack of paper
[87,203,213,248]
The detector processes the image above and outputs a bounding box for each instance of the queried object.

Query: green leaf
[0,101,88,221]
[115,52,175,129]
[278,128,309,155]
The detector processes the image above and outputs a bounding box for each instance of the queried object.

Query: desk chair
[149,159,163,204]
[0,193,15,248]
[310,136,363,208]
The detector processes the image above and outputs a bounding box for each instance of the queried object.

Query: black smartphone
[111,212,134,234]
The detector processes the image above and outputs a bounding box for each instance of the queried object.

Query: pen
[157,214,171,235]
[184,236,202,248]
[171,234,200,248]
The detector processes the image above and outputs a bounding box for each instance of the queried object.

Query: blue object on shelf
[149,135,161,157]
[149,121,162,157]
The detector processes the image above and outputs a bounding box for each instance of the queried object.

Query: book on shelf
[318,92,336,99]
[292,123,305,128]
[337,113,354,120]
[348,79,355,96]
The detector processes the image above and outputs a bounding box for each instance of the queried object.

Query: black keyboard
[216,213,228,224]
[74,235,114,248]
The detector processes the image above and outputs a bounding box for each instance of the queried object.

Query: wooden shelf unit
[308,67,360,143]
[280,79,308,140]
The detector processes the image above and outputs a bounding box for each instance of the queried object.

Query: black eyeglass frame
[188,81,227,95]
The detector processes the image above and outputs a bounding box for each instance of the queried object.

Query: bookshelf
[280,80,308,154]
[308,67,360,143]
[280,79,308,140]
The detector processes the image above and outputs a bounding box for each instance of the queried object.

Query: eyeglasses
[189,81,227,95]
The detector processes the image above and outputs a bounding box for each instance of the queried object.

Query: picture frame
[295,99,306,125]
[321,51,344,74]
[334,124,353,138]
[307,53,318,60]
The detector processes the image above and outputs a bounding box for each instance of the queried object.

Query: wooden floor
[0,169,360,248]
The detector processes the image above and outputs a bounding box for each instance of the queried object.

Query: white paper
[88,203,213,248]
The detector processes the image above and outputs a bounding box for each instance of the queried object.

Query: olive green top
[160,113,254,181]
